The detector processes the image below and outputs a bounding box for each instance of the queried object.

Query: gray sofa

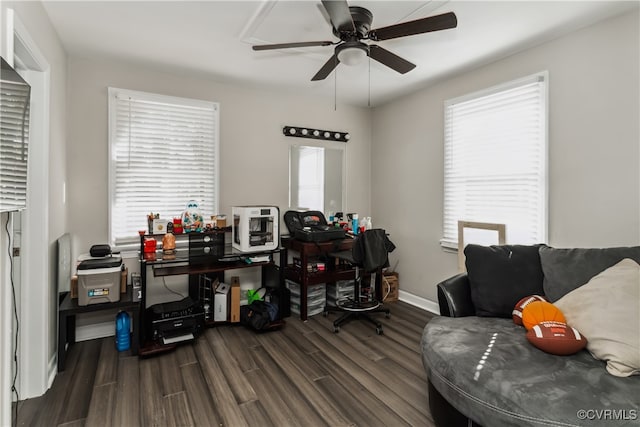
[421,245,640,427]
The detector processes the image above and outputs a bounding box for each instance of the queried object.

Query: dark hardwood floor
[16,301,435,427]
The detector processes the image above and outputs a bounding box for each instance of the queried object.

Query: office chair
[326,228,395,334]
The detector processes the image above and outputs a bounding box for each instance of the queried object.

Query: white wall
[66,57,372,260]
[371,11,640,304]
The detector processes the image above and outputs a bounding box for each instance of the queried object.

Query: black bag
[89,244,112,258]
[265,286,291,319]
[283,210,345,242]
[240,301,276,331]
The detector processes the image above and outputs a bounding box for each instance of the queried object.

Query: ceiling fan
[252,0,458,81]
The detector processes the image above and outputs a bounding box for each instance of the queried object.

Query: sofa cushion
[464,244,545,317]
[555,258,640,377]
[422,316,640,427]
[539,245,640,302]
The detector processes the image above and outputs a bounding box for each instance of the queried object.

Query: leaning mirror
[289,144,345,216]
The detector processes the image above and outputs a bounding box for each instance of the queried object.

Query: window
[108,88,219,246]
[442,72,548,249]
[0,58,30,212]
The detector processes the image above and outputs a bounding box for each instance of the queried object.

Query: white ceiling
[41,0,638,107]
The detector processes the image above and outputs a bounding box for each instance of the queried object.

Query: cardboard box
[121,267,128,293]
[214,282,230,322]
[71,275,78,298]
[382,272,399,302]
[230,276,241,323]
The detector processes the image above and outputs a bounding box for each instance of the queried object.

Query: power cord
[382,274,391,301]
[161,276,185,299]
[5,214,20,427]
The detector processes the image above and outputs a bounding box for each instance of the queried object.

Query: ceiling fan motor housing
[333,6,373,40]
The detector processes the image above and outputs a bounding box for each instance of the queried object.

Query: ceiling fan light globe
[337,46,367,66]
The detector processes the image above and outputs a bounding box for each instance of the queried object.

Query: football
[512,295,547,326]
[521,300,566,330]
[526,321,588,356]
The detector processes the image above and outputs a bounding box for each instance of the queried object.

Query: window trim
[441,71,549,250]
[107,87,220,249]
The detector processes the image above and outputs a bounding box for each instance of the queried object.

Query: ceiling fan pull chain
[334,56,338,111]
[368,56,371,108]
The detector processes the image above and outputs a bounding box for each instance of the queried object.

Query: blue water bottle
[352,213,359,235]
[115,311,130,352]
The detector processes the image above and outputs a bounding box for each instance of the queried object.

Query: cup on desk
[144,237,157,253]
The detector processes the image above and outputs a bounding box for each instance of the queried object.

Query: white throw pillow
[555,258,640,377]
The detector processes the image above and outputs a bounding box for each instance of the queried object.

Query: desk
[139,234,286,353]
[282,236,359,320]
[58,287,140,371]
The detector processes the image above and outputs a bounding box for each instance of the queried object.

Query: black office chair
[326,228,395,334]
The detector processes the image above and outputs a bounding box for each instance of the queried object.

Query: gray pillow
[539,246,640,301]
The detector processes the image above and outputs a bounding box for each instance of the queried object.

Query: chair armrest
[436,273,475,318]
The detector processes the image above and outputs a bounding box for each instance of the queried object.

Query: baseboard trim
[398,290,440,315]
[47,354,57,389]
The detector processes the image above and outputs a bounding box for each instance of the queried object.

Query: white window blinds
[108,88,219,246]
[442,72,548,249]
[0,71,30,212]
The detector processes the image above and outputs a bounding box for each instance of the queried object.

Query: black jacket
[352,229,396,272]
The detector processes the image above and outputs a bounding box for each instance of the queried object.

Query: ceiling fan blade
[368,45,415,74]
[311,54,340,81]
[253,41,334,51]
[369,11,457,41]
[321,0,355,33]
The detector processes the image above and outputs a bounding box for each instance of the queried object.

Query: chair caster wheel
[333,326,340,333]
[376,327,383,335]
[323,311,328,317]
[385,313,391,319]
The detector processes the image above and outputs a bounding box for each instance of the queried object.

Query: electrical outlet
[12,247,20,257]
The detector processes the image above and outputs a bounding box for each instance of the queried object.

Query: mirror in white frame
[289,144,345,216]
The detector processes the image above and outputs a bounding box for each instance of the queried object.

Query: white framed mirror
[289,143,345,216]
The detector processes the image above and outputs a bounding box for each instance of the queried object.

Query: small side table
[58,287,140,371]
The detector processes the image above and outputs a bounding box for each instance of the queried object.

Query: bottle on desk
[352,214,359,235]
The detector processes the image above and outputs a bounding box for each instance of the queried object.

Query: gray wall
[371,11,640,304]
[66,57,372,259]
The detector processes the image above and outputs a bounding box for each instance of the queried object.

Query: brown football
[526,321,587,356]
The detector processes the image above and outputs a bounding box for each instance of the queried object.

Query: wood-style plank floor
[16,301,435,427]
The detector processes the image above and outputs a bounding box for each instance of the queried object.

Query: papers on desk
[247,255,271,263]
